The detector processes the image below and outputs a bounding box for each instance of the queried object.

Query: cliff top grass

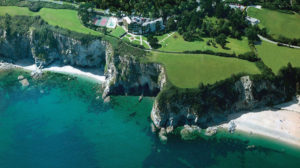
[147,52,261,88]
[256,42,300,74]
[247,7,300,39]
[156,32,251,55]
[0,6,100,36]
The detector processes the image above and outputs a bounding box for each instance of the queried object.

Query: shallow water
[0,69,299,168]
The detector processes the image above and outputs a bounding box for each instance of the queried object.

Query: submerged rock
[17,75,29,87]
[20,78,29,87]
[180,125,201,140]
[18,75,25,80]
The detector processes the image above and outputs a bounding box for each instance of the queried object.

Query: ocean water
[0,69,299,168]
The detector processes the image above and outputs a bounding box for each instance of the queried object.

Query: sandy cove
[221,97,300,147]
[0,61,105,83]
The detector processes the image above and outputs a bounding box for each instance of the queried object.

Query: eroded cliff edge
[0,16,107,68]
[151,69,300,132]
[102,42,166,98]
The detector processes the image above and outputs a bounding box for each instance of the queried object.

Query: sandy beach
[221,97,300,147]
[0,61,105,83]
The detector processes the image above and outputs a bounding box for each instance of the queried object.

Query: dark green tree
[215,33,227,48]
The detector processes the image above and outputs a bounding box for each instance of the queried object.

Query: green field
[148,52,261,88]
[0,6,100,36]
[157,32,251,55]
[248,7,300,39]
[110,26,126,38]
[256,42,300,74]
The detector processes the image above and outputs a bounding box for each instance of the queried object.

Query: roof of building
[123,17,131,24]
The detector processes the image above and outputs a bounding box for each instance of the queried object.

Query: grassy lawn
[110,26,126,38]
[157,32,251,55]
[256,41,300,74]
[0,6,100,36]
[142,41,150,49]
[248,7,300,39]
[147,52,260,88]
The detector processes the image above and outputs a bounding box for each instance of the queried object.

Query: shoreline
[2,62,300,148]
[220,97,300,147]
[0,62,106,83]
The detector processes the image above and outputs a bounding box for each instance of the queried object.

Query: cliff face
[102,45,166,98]
[151,75,295,129]
[0,29,107,68]
[0,29,32,61]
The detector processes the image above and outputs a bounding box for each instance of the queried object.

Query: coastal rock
[228,121,236,133]
[205,126,218,136]
[158,128,168,143]
[151,75,294,130]
[180,125,201,140]
[102,43,165,98]
[103,96,111,103]
[0,28,107,68]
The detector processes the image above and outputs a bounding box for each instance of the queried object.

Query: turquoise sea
[0,69,300,168]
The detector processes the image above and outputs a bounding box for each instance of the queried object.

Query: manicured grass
[147,52,261,88]
[110,26,126,38]
[157,32,251,55]
[142,41,150,49]
[0,6,100,36]
[248,7,300,39]
[256,41,300,74]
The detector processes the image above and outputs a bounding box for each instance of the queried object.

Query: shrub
[29,2,43,12]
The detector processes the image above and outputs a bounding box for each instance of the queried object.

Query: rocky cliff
[151,73,299,131]
[0,28,107,68]
[102,43,166,98]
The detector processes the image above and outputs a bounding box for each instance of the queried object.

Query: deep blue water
[0,69,299,168]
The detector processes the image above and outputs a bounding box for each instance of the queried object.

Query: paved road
[247,6,300,49]
[258,35,300,49]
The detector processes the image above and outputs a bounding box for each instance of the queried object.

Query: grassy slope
[157,32,251,55]
[110,26,126,38]
[248,7,300,39]
[148,52,261,88]
[256,42,300,74]
[0,6,100,36]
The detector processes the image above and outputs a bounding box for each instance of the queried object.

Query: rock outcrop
[102,45,166,98]
[151,75,296,130]
[0,28,107,68]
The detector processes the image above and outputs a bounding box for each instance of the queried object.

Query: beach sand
[0,61,105,82]
[221,97,300,147]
